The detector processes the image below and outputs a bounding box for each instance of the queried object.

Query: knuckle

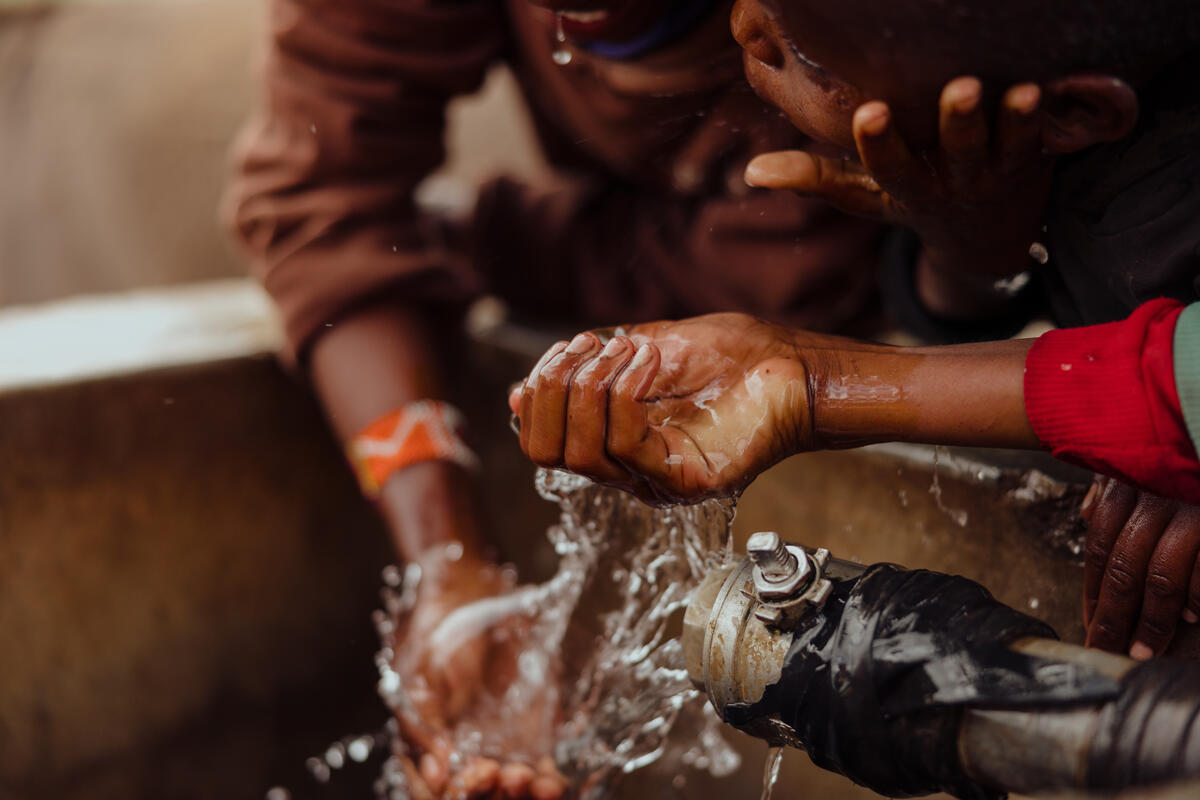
[1145,571,1183,601]
[562,443,598,473]
[1103,560,1139,596]
[1084,547,1111,575]
[527,442,562,467]
[1089,621,1124,647]
[1136,616,1173,642]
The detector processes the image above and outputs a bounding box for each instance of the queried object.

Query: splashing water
[760,746,784,800]
[373,468,740,798]
[929,446,969,528]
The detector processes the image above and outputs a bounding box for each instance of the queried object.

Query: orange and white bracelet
[346,400,479,498]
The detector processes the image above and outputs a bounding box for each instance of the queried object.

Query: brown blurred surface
[0,1,552,308]
[0,2,261,303]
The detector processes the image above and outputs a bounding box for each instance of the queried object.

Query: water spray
[683,533,1200,799]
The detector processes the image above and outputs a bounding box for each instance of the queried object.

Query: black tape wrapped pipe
[725,564,1119,800]
[1087,659,1200,789]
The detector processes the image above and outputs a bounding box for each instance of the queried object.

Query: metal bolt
[747,531,799,581]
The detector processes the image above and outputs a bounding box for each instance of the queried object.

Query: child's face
[527,0,678,43]
[732,0,965,155]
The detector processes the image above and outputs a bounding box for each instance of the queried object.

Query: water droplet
[348,736,373,763]
[552,12,572,65]
[348,738,369,762]
[265,788,290,800]
[305,757,331,784]
[325,743,346,770]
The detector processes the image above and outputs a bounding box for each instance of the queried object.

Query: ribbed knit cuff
[1024,298,1200,502]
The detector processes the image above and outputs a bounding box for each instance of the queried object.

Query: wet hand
[389,556,569,799]
[745,77,1054,307]
[509,313,812,505]
[1082,476,1200,659]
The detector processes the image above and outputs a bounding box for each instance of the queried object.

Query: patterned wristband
[347,400,480,498]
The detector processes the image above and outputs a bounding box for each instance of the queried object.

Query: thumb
[745,150,891,221]
[508,381,523,415]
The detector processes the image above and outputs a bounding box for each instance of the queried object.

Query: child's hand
[1082,475,1200,659]
[746,77,1054,315]
[508,313,812,505]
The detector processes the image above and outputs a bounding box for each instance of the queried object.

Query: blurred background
[0,3,1113,800]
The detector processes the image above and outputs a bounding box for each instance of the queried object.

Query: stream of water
[372,468,741,798]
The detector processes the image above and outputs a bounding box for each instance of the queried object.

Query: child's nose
[730,0,785,70]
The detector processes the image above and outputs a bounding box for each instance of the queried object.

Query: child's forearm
[799,336,1040,451]
[309,301,489,566]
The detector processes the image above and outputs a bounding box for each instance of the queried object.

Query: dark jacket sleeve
[224,0,506,360]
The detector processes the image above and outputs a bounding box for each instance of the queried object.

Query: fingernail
[1185,609,1199,624]
[1080,481,1100,517]
[744,154,781,187]
[565,333,594,355]
[1129,641,1154,661]
[630,343,654,369]
[744,160,766,187]
[946,76,981,112]
[601,337,626,357]
[1010,83,1040,113]
[857,103,889,136]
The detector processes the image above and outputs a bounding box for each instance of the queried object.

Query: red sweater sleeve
[1024,298,1200,503]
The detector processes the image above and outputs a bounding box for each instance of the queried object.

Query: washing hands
[387,553,569,800]
[509,313,824,505]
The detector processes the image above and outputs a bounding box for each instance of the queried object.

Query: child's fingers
[745,150,890,220]
[447,757,500,799]
[1082,479,1139,626]
[498,762,536,799]
[606,344,670,480]
[525,333,601,466]
[1187,554,1200,624]
[564,337,635,484]
[1080,474,1109,523]
[937,76,988,192]
[995,83,1043,174]
[1130,505,1200,658]
[852,101,927,203]
[518,341,569,455]
[531,756,569,800]
[1086,494,1175,653]
[672,114,740,194]
[400,755,437,800]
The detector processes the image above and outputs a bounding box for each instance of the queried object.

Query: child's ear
[1040,74,1139,154]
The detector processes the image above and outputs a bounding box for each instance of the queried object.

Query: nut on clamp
[746,531,833,628]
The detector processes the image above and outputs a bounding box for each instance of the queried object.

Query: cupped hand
[389,555,570,799]
[1082,475,1200,659]
[508,313,813,505]
[745,76,1054,312]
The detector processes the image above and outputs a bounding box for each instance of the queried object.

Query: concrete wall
[6,282,1195,800]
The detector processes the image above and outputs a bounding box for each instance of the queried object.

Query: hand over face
[746,76,1054,290]
[509,313,812,505]
[389,557,569,799]
[1082,476,1200,659]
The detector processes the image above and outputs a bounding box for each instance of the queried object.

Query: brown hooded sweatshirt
[225,0,885,361]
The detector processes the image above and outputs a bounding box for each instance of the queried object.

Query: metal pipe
[683,536,1200,798]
